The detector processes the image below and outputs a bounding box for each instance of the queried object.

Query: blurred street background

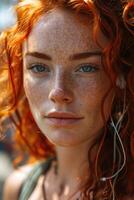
[0,0,18,199]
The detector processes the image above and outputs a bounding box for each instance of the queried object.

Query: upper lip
[45,112,84,119]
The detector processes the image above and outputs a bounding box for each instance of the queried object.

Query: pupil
[37,65,44,72]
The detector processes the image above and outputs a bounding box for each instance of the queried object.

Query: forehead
[23,7,108,55]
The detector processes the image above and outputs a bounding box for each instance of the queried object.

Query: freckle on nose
[52,88,65,97]
[49,87,72,103]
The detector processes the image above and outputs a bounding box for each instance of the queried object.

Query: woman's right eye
[28,64,50,73]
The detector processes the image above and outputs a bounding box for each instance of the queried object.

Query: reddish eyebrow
[25,51,102,61]
[25,52,51,60]
[70,51,102,60]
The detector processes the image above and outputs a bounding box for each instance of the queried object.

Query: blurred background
[0,0,18,199]
[0,0,17,31]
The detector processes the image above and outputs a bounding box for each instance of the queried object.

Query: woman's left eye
[76,64,98,73]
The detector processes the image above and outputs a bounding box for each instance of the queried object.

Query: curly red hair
[0,0,134,199]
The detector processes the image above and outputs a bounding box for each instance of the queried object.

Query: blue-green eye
[28,64,50,73]
[76,64,98,73]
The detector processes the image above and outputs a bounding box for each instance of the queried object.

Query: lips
[45,111,84,126]
[46,111,83,119]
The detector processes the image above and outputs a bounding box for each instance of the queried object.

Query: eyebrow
[25,51,102,61]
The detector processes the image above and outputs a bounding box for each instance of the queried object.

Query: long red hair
[0,0,134,199]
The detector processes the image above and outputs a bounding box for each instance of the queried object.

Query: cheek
[77,74,109,105]
[78,74,113,118]
[23,76,47,108]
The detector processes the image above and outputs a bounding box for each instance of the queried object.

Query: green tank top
[18,156,56,200]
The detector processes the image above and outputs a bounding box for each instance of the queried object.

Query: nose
[48,69,74,104]
[49,87,73,104]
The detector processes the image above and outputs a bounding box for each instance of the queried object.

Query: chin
[43,130,85,147]
[45,132,87,147]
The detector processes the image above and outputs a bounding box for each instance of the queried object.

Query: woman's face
[23,7,113,146]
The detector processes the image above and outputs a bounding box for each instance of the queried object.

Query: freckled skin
[22,7,116,198]
[23,7,113,147]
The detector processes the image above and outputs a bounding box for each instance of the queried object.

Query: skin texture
[23,7,114,199]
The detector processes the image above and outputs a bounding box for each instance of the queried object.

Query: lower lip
[45,118,83,126]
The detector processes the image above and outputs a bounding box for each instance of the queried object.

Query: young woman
[0,0,134,199]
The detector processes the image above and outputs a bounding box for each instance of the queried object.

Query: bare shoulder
[3,163,36,200]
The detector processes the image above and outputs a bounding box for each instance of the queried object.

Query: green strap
[19,156,55,200]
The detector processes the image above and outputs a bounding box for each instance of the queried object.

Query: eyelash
[27,63,99,74]
[28,63,50,73]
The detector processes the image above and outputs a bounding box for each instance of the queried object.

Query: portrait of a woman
[0,0,134,199]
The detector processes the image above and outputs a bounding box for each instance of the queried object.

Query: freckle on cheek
[31,90,43,105]
[24,83,41,106]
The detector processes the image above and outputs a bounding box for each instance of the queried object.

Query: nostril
[64,98,69,101]
[63,97,70,103]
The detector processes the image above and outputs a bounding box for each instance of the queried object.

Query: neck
[54,140,98,187]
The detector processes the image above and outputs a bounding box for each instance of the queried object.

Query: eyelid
[27,63,50,71]
[75,63,99,72]
[27,62,48,68]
